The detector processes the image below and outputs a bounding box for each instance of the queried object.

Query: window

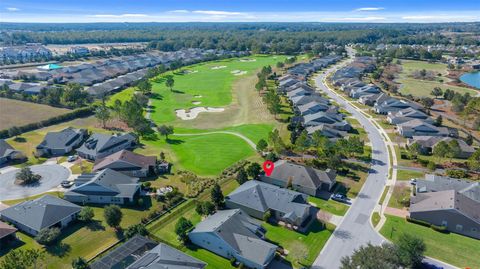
[471,228,477,233]
[441,220,447,227]
[456,224,463,231]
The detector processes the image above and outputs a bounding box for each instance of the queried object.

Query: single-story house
[0,139,23,165]
[64,168,140,205]
[387,108,432,125]
[226,180,314,227]
[397,119,451,138]
[127,241,207,269]
[407,136,475,158]
[90,235,158,269]
[36,127,87,157]
[92,150,157,177]
[291,94,329,106]
[349,85,381,99]
[260,160,336,197]
[189,209,278,269]
[0,221,17,246]
[0,195,81,236]
[306,124,348,139]
[76,132,137,161]
[297,101,330,116]
[374,98,423,115]
[303,111,343,127]
[410,175,480,239]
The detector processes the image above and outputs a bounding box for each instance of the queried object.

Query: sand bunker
[193,95,202,98]
[230,70,247,76]
[176,107,225,120]
[181,70,198,74]
[192,101,201,105]
[239,58,256,62]
[211,65,227,70]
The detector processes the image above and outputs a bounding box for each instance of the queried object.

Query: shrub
[446,169,467,179]
[78,206,94,222]
[35,227,61,245]
[104,205,123,228]
[405,216,431,228]
[229,257,236,266]
[426,161,436,171]
[431,224,448,233]
[124,223,148,239]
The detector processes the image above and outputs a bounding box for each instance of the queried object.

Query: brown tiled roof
[93,150,156,171]
[0,221,17,239]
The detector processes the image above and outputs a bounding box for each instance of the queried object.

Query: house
[349,85,381,99]
[291,94,329,106]
[189,209,277,269]
[225,180,314,227]
[0,195,81,236]
[306,124,348,139]
[260,160,336,197]
[36,127,87,157]
[127,242,207,269]
[0,221,17,246]
[410,175,480,239]
[0,139,23,165]
[90,235,158,269]
[374,98,422,114]
[92,150,157,177]
[297,101,330,116]
[76,132,137,161]
[303,111,343,126]
[387,108,432,125]
[64,168,140,205]
[407,136,475,158]
[397,119,451,138]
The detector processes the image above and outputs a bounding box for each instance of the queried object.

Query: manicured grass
[149,55,287,126]
[397,60,477,97]
[388,184,411,209]
[396,169,424,181]
[70,159,94,174]
[334,162,370,199]
[371,212,381,228]
[378,186,389,205]
[381,215,480,268]
[184,247,235,269]
[2,191,63,205]
[308,196,349,216]
[264,220,335,267]
[107,87,136,106]
[0,98,71,130]
[142,132,255,176]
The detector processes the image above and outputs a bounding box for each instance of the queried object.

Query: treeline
[2,22,478,51]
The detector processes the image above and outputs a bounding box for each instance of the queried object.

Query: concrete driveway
[0,164,70,201]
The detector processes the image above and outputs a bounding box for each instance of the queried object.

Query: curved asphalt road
[0,164,70,201]
[312,55,457,269]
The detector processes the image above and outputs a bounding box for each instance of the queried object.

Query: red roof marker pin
[263,161,275,176]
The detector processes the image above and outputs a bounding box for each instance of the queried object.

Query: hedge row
[406,216,448,233]
[0,106,94,139]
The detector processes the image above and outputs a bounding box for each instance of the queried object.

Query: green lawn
[381,215,480,268]
[388,184,411,209]
[396,169,425,181]
[397,60,477,97]
[308,196,349,216]
[70,159,94,174]
[371,212,381,228]
[264,220,335,267]
[378,186,389,205]
[107,87,136,106]
[149,55,287,126]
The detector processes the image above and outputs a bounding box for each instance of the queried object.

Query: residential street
[311,58,457,269]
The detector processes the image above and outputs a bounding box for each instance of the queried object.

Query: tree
[8,126,21,138]
[165,76,175,92]
[407,142,421,159]
[124,223,148,239]
[446,139,461,159]
[16,167,41,185]
[71,257,90,269]
[434,115,443,126]
[35,227,61,245]
[295,130,310,152]
[78,206,94,222]
[246,163,262,179]
[175,217,193,242]
[159,151,166,161]
[137,79,152,95]
[104,205,123,229]
[432,141,449,158]
[0,249,44,269]
[158,125,174,140]
[395,233,426,268]
[210,183,224,208]
[465,134,473,146]
[236,168,248,185]
[95,104,111,128]
[420,97,434,112]
[256,139,268,152]
[276,62,284,68]
[340,243,398,269]
[467,148,480,171]
[431,87,443,98]
[195,201,216,216]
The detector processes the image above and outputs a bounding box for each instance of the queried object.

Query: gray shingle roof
[127,243,206,269]
[0,139,20,159]
[190,209,277,266]
[77,132,136,158]
[36,127,85,151]
[0,195,81,232]
[66,168,139,199]
[226,180,311,223]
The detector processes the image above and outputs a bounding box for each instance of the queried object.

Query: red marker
[263,161,275,176]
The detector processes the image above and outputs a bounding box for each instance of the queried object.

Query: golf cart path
[174,131,257,149]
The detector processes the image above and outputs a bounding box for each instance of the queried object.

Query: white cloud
[6,7,20,11]
[192,10,246,16]
[89,13,148,18]
[354,7,384,12]
[169,10,189,13]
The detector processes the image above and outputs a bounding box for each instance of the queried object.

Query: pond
[460,71,480,89]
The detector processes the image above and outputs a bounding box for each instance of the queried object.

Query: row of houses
[186,160,337,268]
[278,55,355,139]
[0,43,52,62]
[410,174,480,239]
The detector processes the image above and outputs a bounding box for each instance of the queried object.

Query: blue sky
[1,0,479,23]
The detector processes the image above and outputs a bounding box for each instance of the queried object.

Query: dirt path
[174,131,257,149]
